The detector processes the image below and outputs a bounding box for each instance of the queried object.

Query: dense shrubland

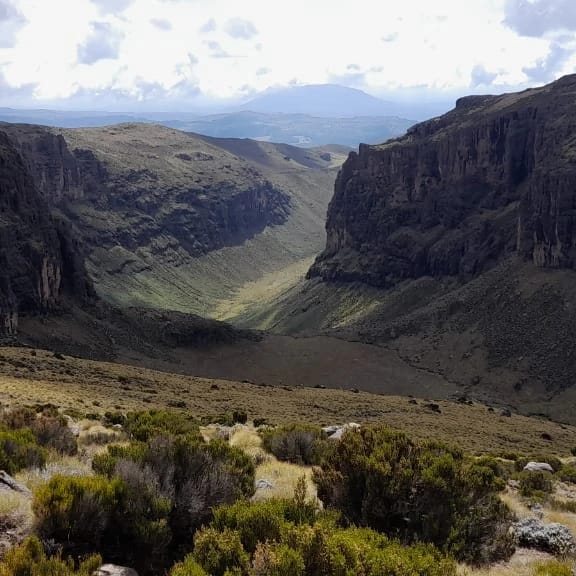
[2,407,576,575]
[313,425,516,564]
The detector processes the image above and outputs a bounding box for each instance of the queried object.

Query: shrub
[31,416,78,455]
[212,498,315,554]
[33,474,121,552]
[205,496,456,576]
[33,472,171,574]
[170,555,209,576]
[475,456,513,480]
[557,465,576,484]
[0,429,46,474]
[571,447,576,457]
[252,543,305,576]
[90,433,255,570]
[124,409,200,441]
[0,406,36,429]
[260,424,329,466]
[519,470,554,498]
[104,411,126,426]
[193,527,249,576]
[232,410,248,425]
[0,536,101,576]
[313,424,514,565]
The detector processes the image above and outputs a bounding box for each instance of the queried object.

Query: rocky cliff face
[0,131,94,334]
[310,75,576,286]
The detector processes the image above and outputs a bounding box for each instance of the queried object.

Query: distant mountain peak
[241,83,394,118]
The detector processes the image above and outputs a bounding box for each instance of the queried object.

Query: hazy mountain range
[0,84,457,147]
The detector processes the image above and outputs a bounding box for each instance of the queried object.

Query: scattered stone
[500,409,512,417]
[0,471,31,495]
[513,517,576,555]
[70,425,80,437]
[424,402,441,414]
[540,432,553,441]
[408,399,418,405]
[255,479,274,490]
[210,383,219,390]
[523,462,554,473]
[112,424,123,430]
[94,565,139,576]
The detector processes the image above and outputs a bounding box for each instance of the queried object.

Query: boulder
[255,479,274,490]
[513,517,576,555]
[94,565,139,576]
[523,462,554,473]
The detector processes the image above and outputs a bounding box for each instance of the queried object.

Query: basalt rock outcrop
[310,74,576,286]
[0,131,94,335]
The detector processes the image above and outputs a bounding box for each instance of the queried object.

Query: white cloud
[0,0,575,108]
[77,21,124,64]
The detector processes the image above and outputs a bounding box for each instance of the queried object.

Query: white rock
[255,479,274,490]
[94,565,139,576]
[523,462,554,473]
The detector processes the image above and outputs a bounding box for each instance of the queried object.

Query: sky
[0,0,575,110]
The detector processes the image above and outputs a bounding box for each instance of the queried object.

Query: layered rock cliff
[0,131,94,334]
[310,75,576,286]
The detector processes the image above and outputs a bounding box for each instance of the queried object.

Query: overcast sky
[1,0,575,110]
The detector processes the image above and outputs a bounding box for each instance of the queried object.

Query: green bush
[313,424,514,565]
[475,456,513,480]
[193,527,249,576]
[519,470,554,498]
[33,474,122,551]
[90,433,254,572]
[557,465,576,484]
[201,495,457,576]
[33,471,172,574]
[212,498,315,553]
[1,407,78,456]
[0,536,101,576]
[260,424,329,465]
[170,555,209,576]
[0,429,46,474]
[252,543,305,576]
[124,409,200,441]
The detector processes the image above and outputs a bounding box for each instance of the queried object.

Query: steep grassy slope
[2,123,343,319]
[64,127,342,317]
[0,346,574,455]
